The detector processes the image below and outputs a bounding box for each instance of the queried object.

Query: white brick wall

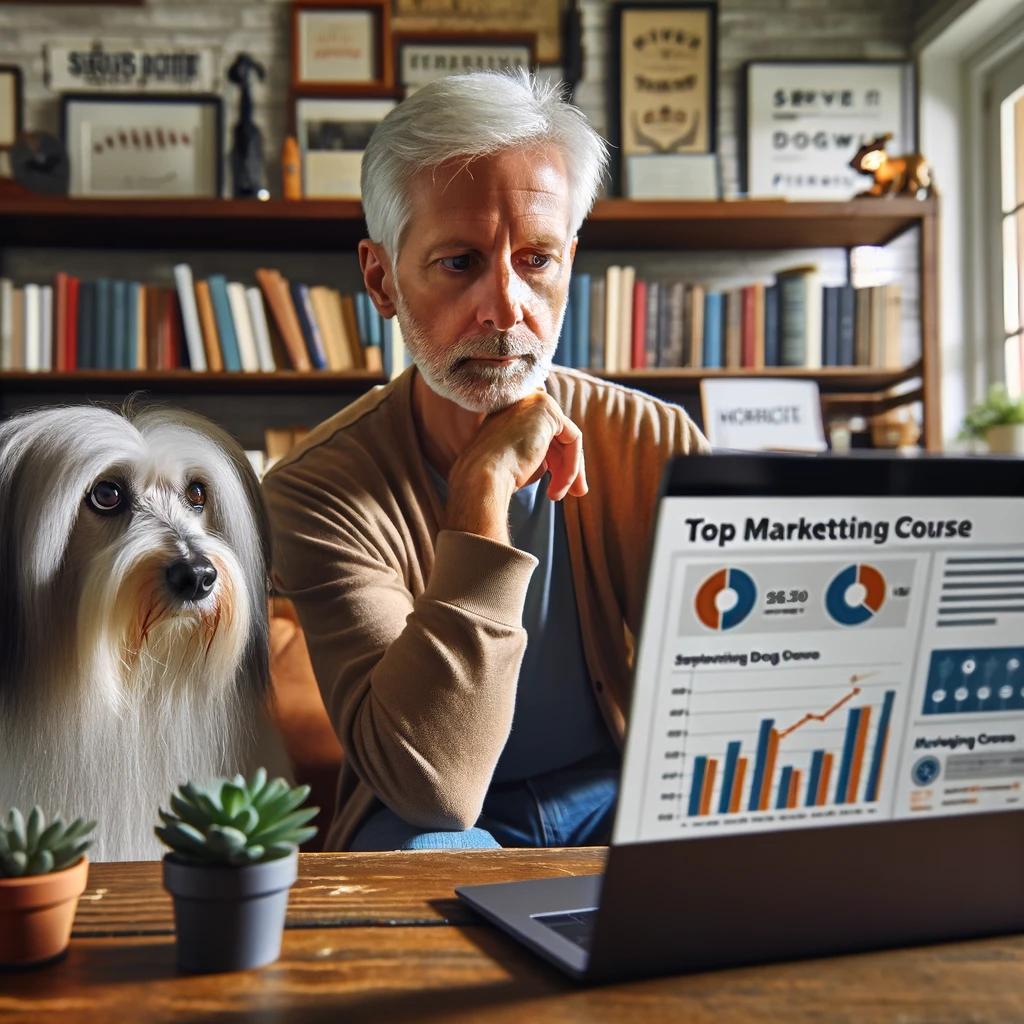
[2,0,915,198]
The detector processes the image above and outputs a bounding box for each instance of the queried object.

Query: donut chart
[825,564,886,626]
[695,568,757,631]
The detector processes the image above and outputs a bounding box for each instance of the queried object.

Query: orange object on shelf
[282,136,302,201]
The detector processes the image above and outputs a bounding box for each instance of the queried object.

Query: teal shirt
[426,465,614,783]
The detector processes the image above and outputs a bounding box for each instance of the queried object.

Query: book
[603,266,621,372]
[618,266,636,372]
[10,288,23,369]
[680,284,692,369]
[703,291,723,369]
[135,283,146,369]
[126,282,140,370]
[228,281,260,372]
[689,283,705,369]
[173,264,208,372]
[363,299,383,373]
[207,275,242,372]
[194,280,223,371]
[39,284,53,371]
[884,283,902,368]
[77,282,95,369]
[292,283,328,370]
[763,283,780,367]
[353,291,369,347]
[255,268,312,371]
[871,285,886,367]
[340,295,363,368]
[111,280,127,369]
[644,281,660,369]
[822,286,840,367]
[588,277,605,371]
[837,285,856,366]
[571,273,591,370]
[741,286,756,369]
[53,272,69,371]
[854,287,871,366]
[309,286,345,370]
[660,281,684,367]
[245,287,276,372]
[725,289,742,369]
[0,278,12,370]
[94,278,111,369]
[631,278,647,370]
[23,283,40,371]
[777,266,822,369]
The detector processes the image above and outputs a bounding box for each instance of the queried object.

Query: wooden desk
[2,849,1024,1023]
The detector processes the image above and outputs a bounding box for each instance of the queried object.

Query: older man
[263,71,707,852]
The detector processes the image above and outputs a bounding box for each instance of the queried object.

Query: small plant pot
[162,848,298,974]
[0,856,89,970]
[986,423,1024,455]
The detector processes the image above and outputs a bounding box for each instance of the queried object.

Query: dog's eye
[87,481,125,515]
[187,482,206,511]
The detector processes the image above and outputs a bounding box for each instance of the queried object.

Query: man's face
[392,146,576,414]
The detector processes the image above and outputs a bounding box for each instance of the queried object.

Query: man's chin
[427,362,551,415]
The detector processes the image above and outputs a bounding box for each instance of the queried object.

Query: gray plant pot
[162,848,298,974]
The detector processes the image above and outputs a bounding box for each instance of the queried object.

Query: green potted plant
[960,384,1024,453]
[0,808,95,969]
[155,767,317,974]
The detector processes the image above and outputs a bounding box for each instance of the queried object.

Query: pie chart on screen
[825,564,886,626]
[695,568,757,631]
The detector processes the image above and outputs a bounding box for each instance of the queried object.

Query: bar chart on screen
[664,662,907,833]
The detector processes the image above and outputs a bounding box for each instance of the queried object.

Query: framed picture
[0,66,23,149]
[742,61,915,201]
[61,94,223,197]
[295,95,398,198]
[394,32,536,98]
[609,2,718,197]
[292,0,393,95]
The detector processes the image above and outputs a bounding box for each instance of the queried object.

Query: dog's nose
[166,556,218,601]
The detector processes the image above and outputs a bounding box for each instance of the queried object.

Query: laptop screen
[614,482,1024,845]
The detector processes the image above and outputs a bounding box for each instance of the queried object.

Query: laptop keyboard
[532,908,598,950]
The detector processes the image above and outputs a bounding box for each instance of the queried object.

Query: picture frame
[295,94,398,198]
[393,32,536,98]
[61,93,223,198]
[291,0,393,96]
[609,2,718,197]
[0,65,23,150]
[741,60,916,201]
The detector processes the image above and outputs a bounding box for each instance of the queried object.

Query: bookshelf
[0,195,939,448]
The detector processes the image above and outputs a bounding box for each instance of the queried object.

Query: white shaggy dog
[0,404,282,862]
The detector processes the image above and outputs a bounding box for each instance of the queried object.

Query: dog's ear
[0,426,26,701]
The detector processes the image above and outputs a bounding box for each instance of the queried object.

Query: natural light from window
[1001,84,1024,397]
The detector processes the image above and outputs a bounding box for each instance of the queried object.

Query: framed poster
[45,41,217,93]
[394,32,535,98]
[0,66,22,149]
[295,95,397,197]
[609,3,718,197]
[61,94,223,197]
[292,0,393,95]
[743,61,915,201]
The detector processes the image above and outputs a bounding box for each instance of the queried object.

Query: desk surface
[3,849,1024,1024]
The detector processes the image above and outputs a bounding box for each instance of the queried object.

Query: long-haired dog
[0,404,281,862]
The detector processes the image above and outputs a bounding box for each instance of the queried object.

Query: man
[263,70,707,852]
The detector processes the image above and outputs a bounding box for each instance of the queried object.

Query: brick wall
[2,0,917,198]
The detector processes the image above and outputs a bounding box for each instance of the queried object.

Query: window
[1002,84,1024,395]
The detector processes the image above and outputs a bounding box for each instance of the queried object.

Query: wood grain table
[3,849,1024,1023]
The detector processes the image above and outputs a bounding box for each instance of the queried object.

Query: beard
[394,286,563,415]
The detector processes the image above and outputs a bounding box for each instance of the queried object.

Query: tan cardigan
[262,366,708,849]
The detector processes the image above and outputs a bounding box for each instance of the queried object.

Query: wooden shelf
[0,369,388,394]
[0,196,935,252]
[1,364,922,396]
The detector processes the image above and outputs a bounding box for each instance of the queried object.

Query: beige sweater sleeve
[264,464,538,831]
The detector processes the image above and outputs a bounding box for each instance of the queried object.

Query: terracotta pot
[0,856,89,969]
[986,423,1024,455]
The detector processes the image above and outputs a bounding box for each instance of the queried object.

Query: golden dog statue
[849,133,936,199]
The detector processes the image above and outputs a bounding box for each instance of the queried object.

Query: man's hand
[446,391,588,544]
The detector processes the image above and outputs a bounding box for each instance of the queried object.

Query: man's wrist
[446,458,514,544]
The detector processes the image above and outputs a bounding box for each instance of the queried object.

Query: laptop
[456,452,1024,984]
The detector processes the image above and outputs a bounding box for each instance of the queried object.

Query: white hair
[361,69,610,260]
[0,404,280,862]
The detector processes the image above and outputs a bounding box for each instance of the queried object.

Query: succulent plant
[155,768,318,866]
[0,807,95,878]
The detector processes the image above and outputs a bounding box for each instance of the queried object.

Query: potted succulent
[155,767,318,974]
[0,808,95,969]
[960,384,1024,454]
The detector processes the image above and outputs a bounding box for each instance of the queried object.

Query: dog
[849,133,936,199]
[0,404,285,862]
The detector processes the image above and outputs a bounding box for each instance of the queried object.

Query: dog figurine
[0,405,285,861]
[849,133,936,199]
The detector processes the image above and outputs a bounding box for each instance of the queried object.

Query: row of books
[0,267,393,374]
[552,267,905,372]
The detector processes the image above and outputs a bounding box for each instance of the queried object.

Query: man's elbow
[386,783,487,834]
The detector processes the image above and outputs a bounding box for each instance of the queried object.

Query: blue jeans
[349,750,620,851]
